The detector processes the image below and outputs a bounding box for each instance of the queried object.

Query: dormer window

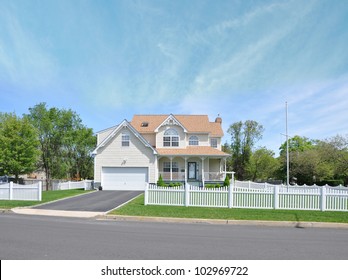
[163,128,179,147]
[189,136,199,146]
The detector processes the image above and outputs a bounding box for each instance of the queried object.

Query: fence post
[68,181,71,190]
[144,183,149,205]
[321,185,326,211]
[274,185,279,209]
[185,183,190,207]
[228,182,234,208]
[9,181,13,200]
[38,181,42,201]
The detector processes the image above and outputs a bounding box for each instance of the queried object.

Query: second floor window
[163,128,179,147]
[122,134,130,147]
[189,136,199,146]
[210,138,218,148]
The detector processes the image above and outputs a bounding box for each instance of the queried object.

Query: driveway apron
[33,191,142,212]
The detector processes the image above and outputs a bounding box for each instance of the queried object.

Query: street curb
[99,214,348,229]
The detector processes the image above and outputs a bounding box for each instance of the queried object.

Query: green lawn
[110,194,348,224]
[0,189,92,209]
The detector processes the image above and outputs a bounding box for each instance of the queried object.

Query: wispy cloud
[0,7,58,90]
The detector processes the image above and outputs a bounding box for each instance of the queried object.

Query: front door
[188,162,197,180]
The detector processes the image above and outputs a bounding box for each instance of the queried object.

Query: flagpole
[286,101,290,186]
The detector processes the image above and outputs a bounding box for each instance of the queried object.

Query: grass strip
[0,189,91,209]
[111,194,348,224]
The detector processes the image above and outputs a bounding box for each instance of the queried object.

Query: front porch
[156,156,228,186]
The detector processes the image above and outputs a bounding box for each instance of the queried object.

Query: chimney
[215,114,222,124]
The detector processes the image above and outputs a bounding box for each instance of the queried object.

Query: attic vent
[141,122,149,127]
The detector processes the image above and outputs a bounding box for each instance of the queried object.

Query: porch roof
[156,146,230,157]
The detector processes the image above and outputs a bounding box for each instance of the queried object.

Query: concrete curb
[11,208,104,218]
[99,214,348,229]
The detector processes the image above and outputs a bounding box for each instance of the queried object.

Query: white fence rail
[53,180,93,191]
[144,181,348,212]
[0,181,42,201]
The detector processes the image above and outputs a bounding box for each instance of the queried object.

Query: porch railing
[158,172,225,181]
[204,172,225,181]
[159,172,185,181]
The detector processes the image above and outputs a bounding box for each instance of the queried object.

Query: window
[122,134,130,147]
[189,136,199,146]
[163,162,179,172]
[163,129,179,147]
[210,138,218,148]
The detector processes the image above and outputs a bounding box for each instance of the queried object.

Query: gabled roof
[92,120,157,155]
[131,114,223,136]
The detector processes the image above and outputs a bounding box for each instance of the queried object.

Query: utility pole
[286,101,290,186]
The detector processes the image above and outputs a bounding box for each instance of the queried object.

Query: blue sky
[1,0,348,154]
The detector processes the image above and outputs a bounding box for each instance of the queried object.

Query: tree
[247,147,279,181]
[26,103,96,188]
[0,113,40,181]
[227,120,264,180]
[317,135,348,185]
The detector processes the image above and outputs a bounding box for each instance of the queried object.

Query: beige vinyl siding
[156,125,186,148]
[94,127,156,183]
[97,126,116,145]
[187,134,209,146]
[141,133,156,147]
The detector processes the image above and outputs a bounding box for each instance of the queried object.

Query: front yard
[0,189,91,209]
[110,194,348,224]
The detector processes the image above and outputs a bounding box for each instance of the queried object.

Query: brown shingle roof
[156,146,229,157]
[130,114,223,136]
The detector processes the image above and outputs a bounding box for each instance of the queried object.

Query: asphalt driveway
[33,190,142,212]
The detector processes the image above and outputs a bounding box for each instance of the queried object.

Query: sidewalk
[100,214,348,229]
[3,208,348,229]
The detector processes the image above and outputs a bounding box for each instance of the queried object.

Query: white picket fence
[53,180,93,191]
[0,181,42,201]
[144,181,348,212]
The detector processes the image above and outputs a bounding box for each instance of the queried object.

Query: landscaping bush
[317,179,345,186]
[223,175,230,187]
[157,175,165,187]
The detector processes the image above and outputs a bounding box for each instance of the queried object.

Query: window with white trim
[163,162,179,172]
[163,128,179,147]
[122,134,130,147]
[189,135,199,146]
[210,138,218,148]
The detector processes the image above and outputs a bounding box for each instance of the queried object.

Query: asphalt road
[1,213,348,260]
[33,190,142,212]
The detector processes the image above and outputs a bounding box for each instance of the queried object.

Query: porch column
[170,157,173,181]
[184,157,188,184]
[201,157,206,186]
[224,158,227,178]
[154,155,158,183]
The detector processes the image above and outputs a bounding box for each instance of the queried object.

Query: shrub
[223,175,230,187]
[157,175,165,187]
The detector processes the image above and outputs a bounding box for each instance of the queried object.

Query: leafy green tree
[0,113,40,181]
[247,147,279,181]
[27,103,96,188]
[227,120,264,180]
[317,135,348,184]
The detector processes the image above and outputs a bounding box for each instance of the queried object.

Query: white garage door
[101,167,148,190]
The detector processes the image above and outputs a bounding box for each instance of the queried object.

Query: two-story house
[92,114,230,190]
